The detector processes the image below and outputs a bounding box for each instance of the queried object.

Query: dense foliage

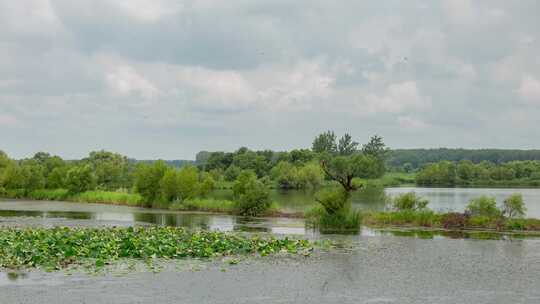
[389,148,540,171]
[0,227,313,270]
[416,160,540,186]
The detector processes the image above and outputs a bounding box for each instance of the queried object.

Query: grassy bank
[0,226,313,270]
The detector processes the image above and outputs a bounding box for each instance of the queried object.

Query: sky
[1,0,540,160]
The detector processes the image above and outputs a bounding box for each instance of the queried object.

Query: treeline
[388,148,540,171]
[416,160,540,187]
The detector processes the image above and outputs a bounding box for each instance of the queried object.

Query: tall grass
[169,198,236,213]
[305,205,362,233]
[28,189,70,201]
[73,190,142,206]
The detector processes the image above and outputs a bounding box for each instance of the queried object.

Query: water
[214,187,540,217]
[1,186,540,238]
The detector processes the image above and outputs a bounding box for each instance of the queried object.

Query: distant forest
[194,148,540,171]
[387,149,540,169]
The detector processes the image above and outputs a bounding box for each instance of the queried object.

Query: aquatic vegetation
[391,192,429,211]
[28,189,70,201]
[0,227,313,270]
[169,198,236,213]
[305,205,361,233]
[73,191,142,206]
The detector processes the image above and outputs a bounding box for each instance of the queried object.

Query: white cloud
[0,114,21,127]
[398,116,428,129]
[111,0,183,22]
[363,81,431,114]
[105,65,159,99]
[518,76,540,104]
[0,0,64,37]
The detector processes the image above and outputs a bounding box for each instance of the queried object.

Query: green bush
[306,205,361,233]
[468,215,493,228]
[391,192,429,211]
[466,196,501,218]
[232,171,272,216]
[314,188,349,214]
[505,219,526,231]
[65,165,96,194]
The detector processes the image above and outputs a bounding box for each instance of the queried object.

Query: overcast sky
[1,1,539,160]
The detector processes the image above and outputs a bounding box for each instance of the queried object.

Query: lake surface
[1,186,539,238]
[215,187,540,218]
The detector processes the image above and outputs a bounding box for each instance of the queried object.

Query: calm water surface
[1,186,539,238]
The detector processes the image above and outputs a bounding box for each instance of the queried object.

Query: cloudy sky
[1,0,539,159]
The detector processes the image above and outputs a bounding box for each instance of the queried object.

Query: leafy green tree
[84,151,130,190]
[297,162,324,189]
[224,165,241,181]
[232,170,258,198]
[502,194,526,218]
[312,131,337,154]
[270,161,299,189]
[65,165,96,194]
[392,192,429,211]
[466,196,501,217]
[177,166,199,200]
[362,135,388,159]
[337,133,358,156]
[159,168,181,202]
[198,174,215,197]
[134,161,167,205]
[232,171,272,216]
[47,166,68,189]
[320,153,383,192]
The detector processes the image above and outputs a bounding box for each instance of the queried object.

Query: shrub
[505,219,526,231]
[441,212,468,229]
[235,180,272,216]
[314,188,349,214]
[466,196,501,218]
[502,194,526,218]
[65,165,96,194]
[306,205,361,233]
[391,192,429,211]
[467,215,493,228]
[232,171,272,216]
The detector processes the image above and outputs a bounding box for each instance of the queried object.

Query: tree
[502,194,526,218]
[466,196,501,217]
[177,166,199,200]
[232,171,271,216]
[65,165,96,194]
[362,135,388,160]
[159,168,181,202]
[134,161,167,205]
[312,131,337,154]
[337,133,358,156]
[270,161,299,189]
[84,151,130,190]
[320,153,382,192]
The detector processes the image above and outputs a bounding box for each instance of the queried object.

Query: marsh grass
[170,198,236,213]
[306,205,361,233]
[73,191,142,206]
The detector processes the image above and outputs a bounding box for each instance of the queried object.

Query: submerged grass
[0,227,313,270]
